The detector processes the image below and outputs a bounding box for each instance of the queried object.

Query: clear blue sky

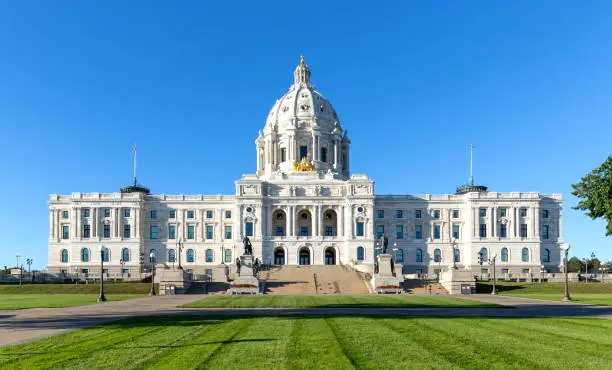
[0,1,610,269]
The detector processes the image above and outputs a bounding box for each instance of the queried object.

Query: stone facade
[47,57,564,278]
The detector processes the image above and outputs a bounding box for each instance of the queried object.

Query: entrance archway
[298,247,311,265]
[324,247,336,265]
[274,248,285,265]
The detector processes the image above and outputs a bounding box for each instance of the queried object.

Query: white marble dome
[266,56,340,131]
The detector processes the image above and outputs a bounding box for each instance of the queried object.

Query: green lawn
[0,294,145,310]
[2,315,612,369]
[181,295,501,308]
[477,282,612,305]
[0,283,153,309]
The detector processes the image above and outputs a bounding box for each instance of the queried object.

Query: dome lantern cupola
[293,55,311,85]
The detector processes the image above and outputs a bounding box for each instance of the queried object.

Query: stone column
[558,206,564,240]
[491,207,495,238]
[472,207,477,237]
[134,208,140,238]
[75,207,80,239]
[512,207,517,238]
[312,134,316,161]
[339,206,344,237]
[333,140,338,169]
[49,209,54,239]
[534,204,540,239]
[114,208,119,238]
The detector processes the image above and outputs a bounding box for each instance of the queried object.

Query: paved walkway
[1,294,612,347]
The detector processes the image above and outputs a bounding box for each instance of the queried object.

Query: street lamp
[16,253,21,286]
[97,245,107,302]
[451,238,458,269]
[490,253,497,295]
[149,251,156,296]
[26,258,33,282]
[561,243,571,301]
[177,238,183,269]
[120,259,125,280]
[540,264,545,283]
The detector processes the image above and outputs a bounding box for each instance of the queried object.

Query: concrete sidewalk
[2,294,611,347]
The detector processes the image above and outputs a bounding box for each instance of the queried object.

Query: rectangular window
[415,209,422,219]
[187,210,194,219]
[356,222,364,236]
[320,147,327,163]
[452,224,460,239]
[187,225,195,240]
[83,224,90,239]
[280,148,287,162]
[479,224,487,238]
[415,225,422,239]
[542,210,549,219]
[396,225,403,239]
[62,225,70,239]
[300,226,309,236]
[225,225,232,239]
[104,208,111,218]
[376,225,384,238]
[276,226,284,236]
[299,145,308,159]
[542,225,549,240]
[168,225,176,239]
[520,208,527,217]
[123,208,131,218]
[500,208,507,217]
[206,225,213,240]
[122,268,129,275]
[62,210,69,219]
[103,224,111,238]
[83,208,90,217]
[169,209,176,219]
[123,224,130,238]
[206,210,213,219]
[396,210,403,219]
[245,222,253,237]
[225,210,232,219]
[150,210,157,219]
[479,208,487,217]
[452,210,460,218]
[325,226,333,236]
[522,268,530,274]
[377,210,384,219]
[150,226,158,239]
[499,224,507,238]
[433,210,441,219]
[520,224,528,237]
[433,225,441,239]
[501,268,509,274]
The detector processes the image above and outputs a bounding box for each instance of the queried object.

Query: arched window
[501,248,509,262]
[224,249,232,263]
[480,248,488,262]
[186,249,195,263]
[168,249,176,263]
[522,248,529,262]
[101,247,109,262]
[81,248,89,262]
[453,248,460,263]
[416,249,423,263]
[205,249,213,263]
[395,249,404,263]
[61,249,69,263]
[434,249,441,263]
[357,246,364,261]
[543,248,550,263]
[121,248,130,262]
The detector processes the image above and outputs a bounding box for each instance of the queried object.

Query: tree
[571,156,612,236]
[567,257,583,273]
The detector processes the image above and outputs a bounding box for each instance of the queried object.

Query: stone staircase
[403,279,449,295]
[263,265,370,295]
[186,281,229,295]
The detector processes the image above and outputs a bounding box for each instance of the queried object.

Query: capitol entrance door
[299,248,311,265]
[274,248,285,265]
[324,247,336,265]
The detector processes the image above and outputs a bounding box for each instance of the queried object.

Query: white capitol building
[48,57,564,280]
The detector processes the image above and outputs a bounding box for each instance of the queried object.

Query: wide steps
[264,265,370,295]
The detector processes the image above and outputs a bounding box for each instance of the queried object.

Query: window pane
[245,222,253,237]
[356,222,364,236]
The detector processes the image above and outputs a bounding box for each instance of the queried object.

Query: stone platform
[228,255,260,295]
[371,254,403,294]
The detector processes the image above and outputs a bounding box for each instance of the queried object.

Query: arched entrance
[298,247,311,265]
[325,247,336,265]
[274,248,285,265]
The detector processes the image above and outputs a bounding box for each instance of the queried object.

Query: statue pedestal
[228,255,260,295]
[371,254,403,294]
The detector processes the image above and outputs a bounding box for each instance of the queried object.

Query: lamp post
[451,238,458,270]
[540,264,545,283]
[177,238,184,269]
[561,243,571,301]
[16,254,21,285]
[97,245,107,302]
[149,251,156,296]
[120,259,125,280]
[26,258,33,282]
[583,257,589,282]
[490,253,497,295]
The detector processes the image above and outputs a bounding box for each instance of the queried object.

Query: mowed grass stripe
[473,319,612,368]
[326,316,456,369]
[410,318,548,369]
[194,317,256,368]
